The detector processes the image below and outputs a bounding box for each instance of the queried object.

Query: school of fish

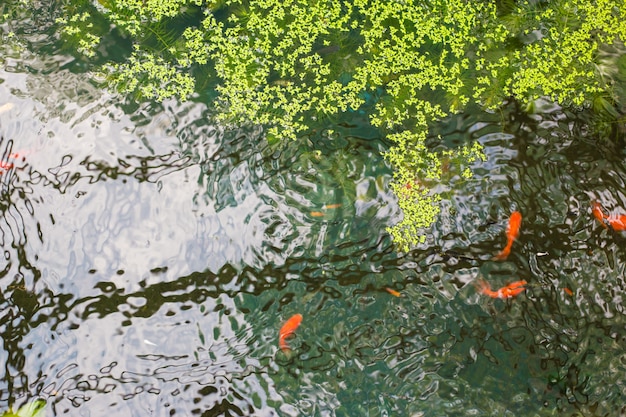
[278,201,622,350]
[2,142,607,356]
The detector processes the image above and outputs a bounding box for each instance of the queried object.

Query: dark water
[2,4,626,417]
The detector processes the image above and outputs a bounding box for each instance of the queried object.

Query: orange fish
[0,152,22,171]
[322,203,342,210]
[493,211,522,260]
[477,279,527,299]
[279,313,303,351]
[592,201,626,231]
[311,203,343,216]
[563,287,574,296]
[385,287,401,297]
[0,162,14,170]
[592,201,609,229]
[0,151,26,172]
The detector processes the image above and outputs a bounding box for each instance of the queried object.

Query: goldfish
[592,201,608,228]
[310,203,343,217]
[385,287,401,297]
[279,313,303,351]
[477,279,527,299]
[563,287,574,296]
[0,161,14,170]
[592,201,626,231]
[493,211,522,260]
[322,203,342,209]
[0,151,26,172]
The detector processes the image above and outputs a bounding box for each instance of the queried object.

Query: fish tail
[279,330,293,351]
[279,338,290,351]
[475,278,492,295]
[493,243,512,260]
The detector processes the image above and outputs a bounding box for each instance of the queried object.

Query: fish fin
[492,249,510,260]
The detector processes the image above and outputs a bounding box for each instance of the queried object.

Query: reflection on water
[0,56,400,414]
[2,7,626,417]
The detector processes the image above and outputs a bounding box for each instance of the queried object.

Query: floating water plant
[38,0,626,249]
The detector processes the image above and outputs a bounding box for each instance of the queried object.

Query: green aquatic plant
[41,0,626,248]
[385,132,486,250]
[0,400,45,417]
[107,50,197,101]
[56,12,101,57]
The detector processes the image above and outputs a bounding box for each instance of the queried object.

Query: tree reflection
[0,137,44,409]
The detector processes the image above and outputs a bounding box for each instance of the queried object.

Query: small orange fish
[592,201,626,231]
[477,279,527,299]
[563,287,574,296]
[310,211,325,217]
[385,287,401,297]
[279,314,303,351]
[322,203,342,210]
[0,152,26,172]
[493,211,522,260]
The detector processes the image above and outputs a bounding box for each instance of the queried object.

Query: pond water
[2,4,626,417]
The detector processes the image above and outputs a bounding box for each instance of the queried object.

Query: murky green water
[2,2,626,417]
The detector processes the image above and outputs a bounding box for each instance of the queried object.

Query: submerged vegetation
[5,0,626,249]
[0,400,45,417]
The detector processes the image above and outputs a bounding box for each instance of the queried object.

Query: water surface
[2,4,626,417]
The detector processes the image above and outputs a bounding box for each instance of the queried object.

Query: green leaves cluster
[52,0,626,249]
[211,0,357,139]
[110,50,197,101]
[503,0,626,106]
